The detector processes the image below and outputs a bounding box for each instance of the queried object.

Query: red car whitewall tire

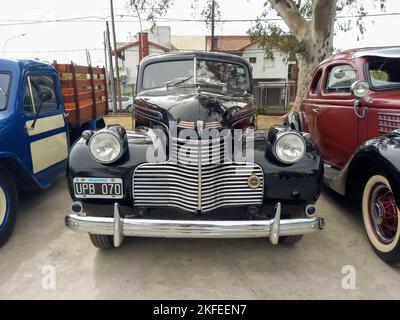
[362,175,400,263]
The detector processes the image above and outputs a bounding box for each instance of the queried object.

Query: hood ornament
[196,120,204,137]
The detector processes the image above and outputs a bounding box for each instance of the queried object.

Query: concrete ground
[1,176,399,299]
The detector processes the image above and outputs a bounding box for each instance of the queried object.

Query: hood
[134,87,256,128]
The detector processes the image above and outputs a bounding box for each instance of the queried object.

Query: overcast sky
[0,0,399,65]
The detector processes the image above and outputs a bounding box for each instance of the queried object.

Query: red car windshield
[368,58,400,90]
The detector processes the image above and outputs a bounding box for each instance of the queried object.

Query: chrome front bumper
[65,203,325,247]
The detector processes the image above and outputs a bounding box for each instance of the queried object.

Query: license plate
[73,177,123,199]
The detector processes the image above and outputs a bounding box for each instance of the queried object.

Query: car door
[312,63,359,168]
[301,68,323,139]
[21,73,69,181]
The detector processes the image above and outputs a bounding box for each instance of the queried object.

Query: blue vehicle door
[21,71,69,183]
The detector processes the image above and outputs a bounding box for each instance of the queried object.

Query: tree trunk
[292,34,333,111]
[266,0,336,112]
[292,56,316,112]
[291,11,335,111]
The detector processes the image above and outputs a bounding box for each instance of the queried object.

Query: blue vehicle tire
[0,168,18,248]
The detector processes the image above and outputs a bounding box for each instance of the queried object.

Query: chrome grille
[169,136,229,165]
[378,113,400,133]
[133,162,264,213]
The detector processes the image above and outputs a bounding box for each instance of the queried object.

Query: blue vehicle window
[23,76,58,114]
[0,74,11,110]
[23,84,34,114]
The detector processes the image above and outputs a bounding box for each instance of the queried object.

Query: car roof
[140,51,251,68]
[0,59,55,73]
[318,46,400,67]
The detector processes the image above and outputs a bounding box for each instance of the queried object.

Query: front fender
[0,152,46,190]
[254,128,323,204]
[336,134,400,208]
[355,134,400,205]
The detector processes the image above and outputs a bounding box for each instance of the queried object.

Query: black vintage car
[65,51,325,249]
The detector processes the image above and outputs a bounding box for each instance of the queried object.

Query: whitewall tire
[0,168,18,247]
[362,175,400,263]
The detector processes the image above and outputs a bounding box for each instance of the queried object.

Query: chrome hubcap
[369,183,398,244]
[373,202,384,225]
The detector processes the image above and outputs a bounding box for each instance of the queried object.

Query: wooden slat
[89,65,97,119]
[61,79,104,88]
[55,63,73,73]
[70,62,81,128]
[63,91,92,103]
[94,90,106,99]
[92,67,104,74]
[55,62,108,126]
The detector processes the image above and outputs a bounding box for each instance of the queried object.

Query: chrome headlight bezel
[273,131,306,164]
[88,129,125,164]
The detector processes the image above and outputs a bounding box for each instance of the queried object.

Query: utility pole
[103,31,109,83]
[106,21,117,113]
[110,0,122,111]
[210,0,216,51]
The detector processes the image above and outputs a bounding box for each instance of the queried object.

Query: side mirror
[351,80,369,98]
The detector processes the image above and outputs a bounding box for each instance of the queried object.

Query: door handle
[312,107,321,113]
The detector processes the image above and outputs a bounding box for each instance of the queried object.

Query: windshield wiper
[197,80,231,92]
[165,76,194,88]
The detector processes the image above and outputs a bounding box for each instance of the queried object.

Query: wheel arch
[346,150,400,209]
[0,155,41,190]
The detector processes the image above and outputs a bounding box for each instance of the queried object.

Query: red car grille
[377,113,400,133]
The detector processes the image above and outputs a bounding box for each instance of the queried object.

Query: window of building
[249,57,257,64]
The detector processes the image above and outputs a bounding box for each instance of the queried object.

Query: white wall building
[114,33,170,94]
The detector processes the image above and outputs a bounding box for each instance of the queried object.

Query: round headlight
[89,131,123,164]
[274,132,306,164]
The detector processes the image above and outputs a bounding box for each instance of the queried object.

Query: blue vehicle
[0,59,107,246]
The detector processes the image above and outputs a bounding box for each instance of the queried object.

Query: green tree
[192,0,222,30]
[249,0,387,111]
[126,0,173,29]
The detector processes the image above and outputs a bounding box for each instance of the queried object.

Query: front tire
[362,174,400,263]
[0,168,18,248]
[279,210,304,245]
[89,234,114,249]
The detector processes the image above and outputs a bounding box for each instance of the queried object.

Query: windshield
[368,58,400,90]
[0,73,11,110]
[142,59,250,92]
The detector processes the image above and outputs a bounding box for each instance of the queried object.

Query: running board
[324,164,346,195]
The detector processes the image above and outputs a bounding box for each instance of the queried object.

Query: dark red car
[286,47,400,263]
